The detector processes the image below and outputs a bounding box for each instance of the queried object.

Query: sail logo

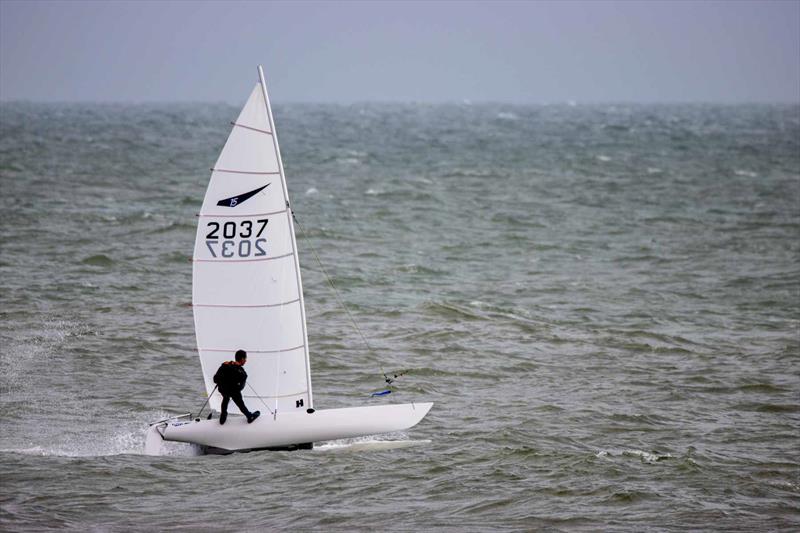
[217,182,270,207]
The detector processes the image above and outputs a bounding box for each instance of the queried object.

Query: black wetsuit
[213,361,253,423]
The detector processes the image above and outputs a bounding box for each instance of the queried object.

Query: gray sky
[1,0,798,103]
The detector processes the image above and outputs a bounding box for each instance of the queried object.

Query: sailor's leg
[230,391,251,417]
[220,395,230,425]
[231,391,260,423]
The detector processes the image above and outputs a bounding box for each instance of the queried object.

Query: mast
[257,65,314,411]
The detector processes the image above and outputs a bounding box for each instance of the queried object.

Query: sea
[0,100,798,531]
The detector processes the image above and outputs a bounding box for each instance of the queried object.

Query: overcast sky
[1,0,798,103]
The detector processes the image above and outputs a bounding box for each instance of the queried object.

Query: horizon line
[2,98,799,106]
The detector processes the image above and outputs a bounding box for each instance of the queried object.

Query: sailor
[213,349,260,425]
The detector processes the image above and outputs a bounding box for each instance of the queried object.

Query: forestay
[192,71,312,415]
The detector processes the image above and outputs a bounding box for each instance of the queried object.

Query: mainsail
[147,66,432,454]
[192,68,312,415]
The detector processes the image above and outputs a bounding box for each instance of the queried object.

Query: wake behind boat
[145,66,432,454]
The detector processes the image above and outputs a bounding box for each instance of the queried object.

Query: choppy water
[1,101,798,531]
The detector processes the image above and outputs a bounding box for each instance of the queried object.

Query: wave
[146,221,195,235]
[0,410,203,458]
[496,112,518,121]
[394,263,443,275]
[733,402,800,414]
[596,448,674,464]
[314,433,430,453]
[422,301,486,321]
[80,254,114,267]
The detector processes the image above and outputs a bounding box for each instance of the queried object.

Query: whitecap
[734,169,757,178]
[596,448,673,464]
[315,433,430,453]
[624,449,668,463]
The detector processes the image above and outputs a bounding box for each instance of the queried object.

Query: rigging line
[291,213,389,382]
[245,382,276,416]
[195,385,218,419]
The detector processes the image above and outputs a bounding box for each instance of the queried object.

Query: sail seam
[211,168,281,175]
[193,251,294,263]
[197,207,288,218]
[230,121,273,135]
[242,390,308,399]
[193,298,300,309]
[199,344,305,354]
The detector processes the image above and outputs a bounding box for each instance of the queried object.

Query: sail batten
[199,345,305,354]
[193,297,301,308]
[198,208,288,218]
[211,169,281,175]
[231,122,274,135]
[192,72,312,415]
[194,251,294,263]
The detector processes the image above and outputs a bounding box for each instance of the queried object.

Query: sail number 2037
[205,219,268,258]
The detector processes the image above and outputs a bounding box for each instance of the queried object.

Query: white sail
[147,66,433,454]
[192,69,312,415]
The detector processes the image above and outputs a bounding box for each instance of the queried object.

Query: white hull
[152,402,433,452]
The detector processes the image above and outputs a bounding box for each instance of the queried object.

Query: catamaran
[145,66,432,454]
